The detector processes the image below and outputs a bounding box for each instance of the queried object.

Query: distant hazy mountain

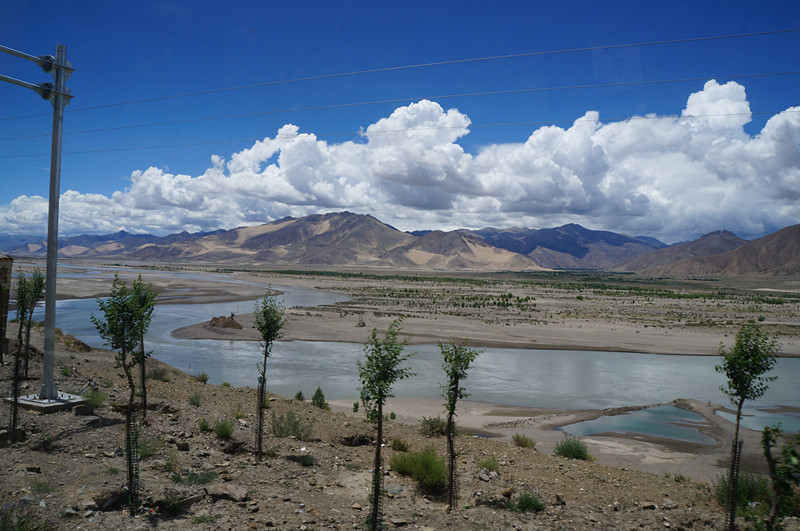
[467,223,665,269]
[639,224,800,277]
[618,230,748,272]
[2,214,796,275]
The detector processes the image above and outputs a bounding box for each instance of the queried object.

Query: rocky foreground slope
[0,339,744,530]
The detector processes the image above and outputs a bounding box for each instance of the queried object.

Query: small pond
[557,405,716,445]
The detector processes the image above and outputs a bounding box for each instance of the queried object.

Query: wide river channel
[33,274,800,433]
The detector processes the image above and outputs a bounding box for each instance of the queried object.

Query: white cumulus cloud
[1,86,798,243]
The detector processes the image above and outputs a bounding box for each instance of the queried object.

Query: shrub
[60,367,71,376]
[233,404,246,419]
[198,418,211,432]
[298,455,315,467]
[30,480,56,494]
[82,389,106,407]
[171,470,218,485]
[391,438,410,452]
[192,514,216,524]
[554,435,589,460]
[512,433,536,449]
[295,390,305,401]
[352,401,359,414]
[389,446,447,493]
[188,392,202,407]
[713,471,772,512]
[147,366,171,382]
[138,435,162,459]
[419,415,447,436]
[477,456,499,472]
[389,411,396,420]
[160,488,185,514]
[221,381,231,387]
[214,419,235,439]
[0,503,55,530]
[193,371,209,384]
[311,387,328,410]
[513,492,545,513]
[270,411,313,440]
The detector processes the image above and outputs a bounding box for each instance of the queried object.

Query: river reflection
[33,282,800,430]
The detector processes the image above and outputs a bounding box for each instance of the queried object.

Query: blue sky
[1,1,799,243]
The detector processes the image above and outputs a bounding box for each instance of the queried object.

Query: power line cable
[2,109,797,159]
[2,70,798,141]
[1,27,798,122]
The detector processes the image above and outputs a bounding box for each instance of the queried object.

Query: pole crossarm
[0,44,74,74]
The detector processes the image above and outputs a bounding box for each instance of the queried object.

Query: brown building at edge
[0,255,12,359]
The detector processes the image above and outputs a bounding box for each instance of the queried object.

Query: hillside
[619,230,748,272]
[640,224,800,277]
[469,224,665,269]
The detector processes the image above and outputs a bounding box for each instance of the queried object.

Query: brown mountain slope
[383,230,546,270]
[619,230,748,272]
[641,224,800,277]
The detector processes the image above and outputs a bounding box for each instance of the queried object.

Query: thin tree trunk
[447,407,457,511]
[139,337,147,419]
[122,350,138,515]
[727,399,745,531]
[370,398,384,531]
[23,315,33,378]
[255,347,268,461]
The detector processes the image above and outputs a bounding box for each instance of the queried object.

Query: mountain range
[1,211,798,276]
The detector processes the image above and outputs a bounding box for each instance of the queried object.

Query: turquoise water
[558,405,717,444]
[716,407,800,434]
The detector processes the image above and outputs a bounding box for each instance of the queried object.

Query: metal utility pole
[0,44,73,400]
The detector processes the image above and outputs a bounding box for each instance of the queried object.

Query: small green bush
[389,411,396,420]
[221,381,231,387]
[512,433,536,449]
[171,470,218,485]
[513,492,545,513]
[82,389,106,407]
[419,415,447,436]
[192,514,216,524]
[295,390,305,401]
[193,371,209,384]
[160,488,185,514]
[352,401,359,414]
[389,446,447,493]
[147,366,171,382]
[297,455,315,467]
[30,480,56,494]
[477,456,499,472]
[138,435,162,459]
[60,367,71,376]
[0,503,55,530]
[188,392,202,407]
[311,387,328,410]
[554,435,589,460]
[391,438,410,452]
[270,411,313,440]
[198,418,211,432]
[713,471,772,512]
[233,404,246,420]
[214,419,235,439]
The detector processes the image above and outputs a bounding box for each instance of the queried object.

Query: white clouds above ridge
[2,80,798,243]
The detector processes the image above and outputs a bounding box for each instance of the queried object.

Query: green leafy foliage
[270,411,313,440]
[477,456,499,472]
[253,292,286,461]
[554,435,589,460]
[198,418,211,432]
[82,389,107,407]
[391,438,410,452]
[716,322,779,407]
[761,424,800,526]
[171,470,218,485]
[311,386,328,410]
[512,492,545,513]
[512,433,536,449]
[389,446,447,493]
[214,419,235,439]
[419,415,447,436]
[0,503,55,530]
[188,392,201,407]
[295,390,305,401]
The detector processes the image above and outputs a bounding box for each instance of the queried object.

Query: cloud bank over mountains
[2,80,798,243]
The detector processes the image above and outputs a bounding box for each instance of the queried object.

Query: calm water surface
[33,277,800,433]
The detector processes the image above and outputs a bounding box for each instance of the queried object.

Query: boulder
[206,483,248,502]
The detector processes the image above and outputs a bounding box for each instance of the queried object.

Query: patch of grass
[298,455,315,467]
[389,411,396,420]
[233,404,246,420]
[512,433,536,449]
[188,392,202,407]
[352,401,359,414]
[295,390,305,401]
[171,470,218,485]
[138,435,162,459]
[512,492,545,513]
[554,435,589,460]
[0,503,55,530]
[106,466,121,475]
[147,366,171,382]
[713,471,772,512]
[389,446,447,493]
[270,411,313,441]
[213,419,235,439]
[60,367,71,376]
[198,418,211,432]
[419,415,447,436]
[391,438,410,452]
[30,479,57,494]
[221,381,231,387]
[192,514,217,524]
[192,371,209,384]
[672,472,690,483]
[81,389,106,407]
[163,450,179,472]
[477,456,499,472]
